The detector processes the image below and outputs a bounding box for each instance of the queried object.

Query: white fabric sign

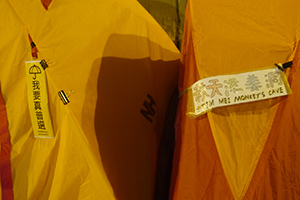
[26,61,54,138]
[191,67,291,116]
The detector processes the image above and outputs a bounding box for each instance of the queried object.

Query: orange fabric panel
[40,0,52,10]
[0,89,14,200]
[170,3,233,199]
[245,42,300,200]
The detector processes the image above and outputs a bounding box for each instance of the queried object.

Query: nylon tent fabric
[154,88,179,200]
[171,0,300,199]
[138,0,187,50]
[0,0,180,199]
[0,88,13,200]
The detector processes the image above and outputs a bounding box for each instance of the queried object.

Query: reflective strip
[191,67,292,116]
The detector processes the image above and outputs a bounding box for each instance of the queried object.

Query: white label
[26,61,54,138]
[191,67,290,116]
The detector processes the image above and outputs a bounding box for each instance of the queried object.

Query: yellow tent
[0,0,179,199]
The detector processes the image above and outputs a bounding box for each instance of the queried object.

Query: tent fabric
[0,0,179,199]
[40,0,52,10]
[138,0,187,49]
[171,0,300,199]
[154,88,179,200]
[0,89,13,200]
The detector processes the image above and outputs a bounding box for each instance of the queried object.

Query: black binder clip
[30,41,36,48]
[282,61,293,69]
[275,61,293,72]
[275,63,284,71]
[40,59,52,70]
[58,90,74,105]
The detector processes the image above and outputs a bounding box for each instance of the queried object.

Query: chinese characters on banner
[191,67,292,117]
[26,61,54,138]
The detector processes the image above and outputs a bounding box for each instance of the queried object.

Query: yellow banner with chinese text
[25,61,54,138]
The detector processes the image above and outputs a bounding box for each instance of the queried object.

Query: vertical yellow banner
[25,61,54,138]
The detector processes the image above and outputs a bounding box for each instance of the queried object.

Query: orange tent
[171,0,300,199]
